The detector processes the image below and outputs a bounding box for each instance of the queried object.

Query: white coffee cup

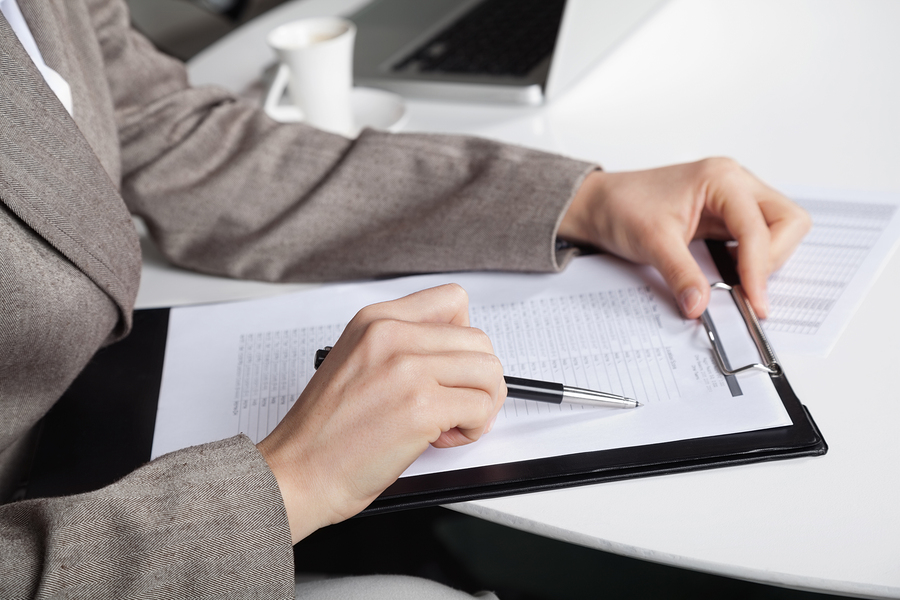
[265,17,356,136]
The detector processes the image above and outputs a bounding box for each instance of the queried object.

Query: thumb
[649,238,710,319]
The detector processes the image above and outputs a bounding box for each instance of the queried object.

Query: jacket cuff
[8,434,295,598]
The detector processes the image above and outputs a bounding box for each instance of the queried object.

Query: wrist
[558,169,607,247]
[257,435,327,545]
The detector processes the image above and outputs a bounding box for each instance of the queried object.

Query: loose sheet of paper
[764,189,900,356]
[152,242,790,477]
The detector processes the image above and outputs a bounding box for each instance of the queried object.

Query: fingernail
[680,287,702,316]
[760,290,770,319]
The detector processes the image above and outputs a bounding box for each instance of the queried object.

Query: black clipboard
[26,241,827,510]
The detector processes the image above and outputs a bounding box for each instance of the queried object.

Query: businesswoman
[0,0,809,597]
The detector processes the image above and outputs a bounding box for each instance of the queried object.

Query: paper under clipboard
[25,241,827,509]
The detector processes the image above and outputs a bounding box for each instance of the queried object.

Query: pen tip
[633,400,642,407]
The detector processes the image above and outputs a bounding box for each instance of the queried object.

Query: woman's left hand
[558,158,812,319]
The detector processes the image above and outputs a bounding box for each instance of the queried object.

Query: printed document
[765,189,900,356]
[152,242,790,477]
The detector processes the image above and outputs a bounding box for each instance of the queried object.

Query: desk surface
[137,0,900,597]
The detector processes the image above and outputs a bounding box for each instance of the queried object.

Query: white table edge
[447,502,898,599]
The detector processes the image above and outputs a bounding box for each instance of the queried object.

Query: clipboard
[25,241,827,510]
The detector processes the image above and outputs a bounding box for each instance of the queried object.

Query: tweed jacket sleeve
[88,0,595,282]
[0,436,295,599]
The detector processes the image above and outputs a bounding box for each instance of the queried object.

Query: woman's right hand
[257,284,507,544]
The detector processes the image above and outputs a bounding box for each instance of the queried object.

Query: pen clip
[700,282,782,377]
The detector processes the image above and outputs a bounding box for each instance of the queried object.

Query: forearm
[125,119,597,282]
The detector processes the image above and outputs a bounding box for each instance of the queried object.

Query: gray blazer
[0,0,593,597]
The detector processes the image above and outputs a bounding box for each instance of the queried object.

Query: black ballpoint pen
[314,347,641,409]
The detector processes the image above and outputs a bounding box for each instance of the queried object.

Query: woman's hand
[257,284,506,544]
[559,158,811,319]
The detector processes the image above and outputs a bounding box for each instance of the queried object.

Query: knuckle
[484,352,504,377]
[390,358,433,413]
[356,303,375,319]
[630,215,655,239]
[478,353,505,401]
[365,317,402,343]
[638,228,676,260]
[468,327,493,351]
[384,345,417,377]
[479,389,498,418]
[698,156,743,182]
[441,283,469,308]
[354,303,382,325]
[359,318,406,364]
[703,156,739,171]
[663,260,700,287]
[471,389,496,420]
[444,282,468,300]
[404,383,437,425]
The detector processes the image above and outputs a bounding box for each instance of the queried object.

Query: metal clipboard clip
[699,282,782,377]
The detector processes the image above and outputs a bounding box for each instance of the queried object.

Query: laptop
[348,0,667,105]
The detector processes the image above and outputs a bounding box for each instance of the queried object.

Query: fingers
[356,318,496,361]
[429,386,503,448]
[340,301,506,446]
[709,175,810,318]
[684,160,812,320]
[355,283,471,327]
[759,191,813,272]
[715,188,773,318]
[380,349,505,447]
[560,159,810,322]
[430,351,507,444]
[645,231,711,318]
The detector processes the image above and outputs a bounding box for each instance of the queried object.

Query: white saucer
[264,87,407,136]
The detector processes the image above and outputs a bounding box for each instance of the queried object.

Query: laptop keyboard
[392,0,567,78]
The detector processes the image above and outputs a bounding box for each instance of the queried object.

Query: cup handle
[264,64,304,123]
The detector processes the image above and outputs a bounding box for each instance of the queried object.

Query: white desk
[139,1,900,597]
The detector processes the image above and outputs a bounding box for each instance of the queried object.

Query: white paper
[152,242,790,477]
[764,188,900,356]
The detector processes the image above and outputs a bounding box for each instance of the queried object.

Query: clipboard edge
[363,404,826,516]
